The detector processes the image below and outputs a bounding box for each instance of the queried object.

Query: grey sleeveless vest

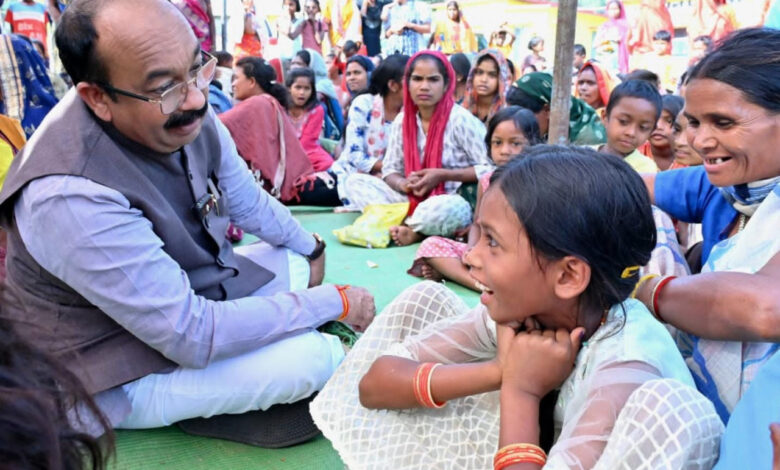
[0,90,274,393]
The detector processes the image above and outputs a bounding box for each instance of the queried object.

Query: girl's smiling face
[465,187,556,329]
[672,114,702,166]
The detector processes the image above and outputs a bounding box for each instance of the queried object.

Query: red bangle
[412,362,446,408]
[651,276,676,322]
[335,285,350,321]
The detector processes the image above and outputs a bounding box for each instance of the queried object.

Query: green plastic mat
[112,209,479,469]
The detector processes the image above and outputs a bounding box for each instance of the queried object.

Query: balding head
[59,0,209,154]
[56,0,193,86]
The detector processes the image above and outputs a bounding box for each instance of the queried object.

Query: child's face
[290,76,313,107]
[690,40,708,61]
[603,97,657,156]
[465,187,553,329]
[473,57,499,98]
[490,120,528,166]
[652,39,670,55]
[305,0,319,16]
[649,109,675,149]
[672,114,703,166]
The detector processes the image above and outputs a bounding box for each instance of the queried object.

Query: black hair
[688,27,780,114]
[620,69,660,89]
[693,35,714,51]
[661,94,684,119]
[54,0,111,86]
[343,40,359,55]
[30,38,46,57]
[214,51,234,68]
[368,54,409,97]
[506,59,516,79]
[449,53,471,82]
[285,67,318,111]
[485,106,542,156]
[0,287,114,470]
[678,68,689,87]
[528,36,544,51]
[606,79,663,121]
[475,53,499,72]
[295,49,312,67]
[235,56,290,108]
[573,43,586,57]
[406,52,450,89]
[506,86,545,113]
[283,0,301,12]
[490,145,656,314]
[446,1,461,20]
[652,29,672,42]
[305,0,320,10]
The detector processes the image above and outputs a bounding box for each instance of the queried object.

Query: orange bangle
[494,444,547,469]
[412,362,446,408]
[494,453,546,469]
[335,285,350,321]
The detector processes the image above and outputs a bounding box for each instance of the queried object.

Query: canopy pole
[548,0,578,145]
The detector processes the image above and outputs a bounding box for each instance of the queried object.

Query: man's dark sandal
[176,393,321,448]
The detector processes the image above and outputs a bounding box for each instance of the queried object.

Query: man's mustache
[164,102,209,130]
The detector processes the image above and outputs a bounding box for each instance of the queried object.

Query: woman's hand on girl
[500,327,585,400]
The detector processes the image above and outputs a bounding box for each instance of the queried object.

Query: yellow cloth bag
[333,202,409,248]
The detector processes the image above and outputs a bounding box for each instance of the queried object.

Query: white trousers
[117,245,345,429]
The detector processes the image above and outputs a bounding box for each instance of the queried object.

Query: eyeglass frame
[100,50,217,115]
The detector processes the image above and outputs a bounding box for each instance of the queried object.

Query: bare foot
[772,423,780,470]
[421,261,444,281]
[389,225,423,246]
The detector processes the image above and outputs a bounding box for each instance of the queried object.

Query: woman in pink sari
[594,0,630,74]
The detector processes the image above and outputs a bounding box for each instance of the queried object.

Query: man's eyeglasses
[101,51,217,115]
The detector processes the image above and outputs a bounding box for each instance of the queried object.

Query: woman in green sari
[506,72,606,145]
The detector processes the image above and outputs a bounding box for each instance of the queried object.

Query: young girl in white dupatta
[311,145,722,469]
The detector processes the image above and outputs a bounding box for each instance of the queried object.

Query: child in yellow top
[596,80,661,174]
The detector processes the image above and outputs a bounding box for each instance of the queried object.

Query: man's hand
[342,286,376,332]
[308,252,325,287]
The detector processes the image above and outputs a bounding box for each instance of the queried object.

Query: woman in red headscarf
[687,0,737,43]
[344,51,492,246]
[628,0,675,55]
[575,60,620,114]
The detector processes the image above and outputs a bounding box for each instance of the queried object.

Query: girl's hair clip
[620,266,640,279]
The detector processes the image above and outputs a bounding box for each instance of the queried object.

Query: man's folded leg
[117,328,345,429]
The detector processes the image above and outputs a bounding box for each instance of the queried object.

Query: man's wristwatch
[305,233,326,262]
